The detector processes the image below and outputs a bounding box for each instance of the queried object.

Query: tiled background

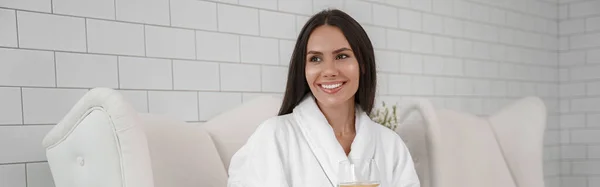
[558,0,600,186]
[0,0,594,186]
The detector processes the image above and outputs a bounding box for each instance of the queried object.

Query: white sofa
[43,88,547,187]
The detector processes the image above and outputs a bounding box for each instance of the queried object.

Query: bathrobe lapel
[293,95,377,186]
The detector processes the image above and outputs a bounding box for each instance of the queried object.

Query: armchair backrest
[396,97,546,187]
[43,88,155,187]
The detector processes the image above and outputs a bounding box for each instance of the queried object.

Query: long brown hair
[277,9,377,115]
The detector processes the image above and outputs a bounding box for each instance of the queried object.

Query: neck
[317,99,356,135]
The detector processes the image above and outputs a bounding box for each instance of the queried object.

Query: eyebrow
[306,47,352,55]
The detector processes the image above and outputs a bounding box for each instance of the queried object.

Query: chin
[313,94,354,108]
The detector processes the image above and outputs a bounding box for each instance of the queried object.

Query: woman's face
[305,25,360,108]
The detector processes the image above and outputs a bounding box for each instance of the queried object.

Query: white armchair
[43,88,546,187]
[394,97,546,187]
[42,87,281,187]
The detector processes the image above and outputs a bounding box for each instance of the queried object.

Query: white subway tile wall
[0,9,17,47]
[172,60,220,91]
[0,125,54,164]
[0,164,26,187]
[169,0,217,30]
[0,87,22,125]
[259,10,297,39]
[144,25,196,59]
[220,63,261,91]
[115,0,170,25]
[26,162,55,187]
[119,90,149,113]
[21,88,88,124]
[118,56,172,90]
[86,19,145,56]
[217,4,259,35]
[261,66,288,92]
[0,0,51,13]
[240,36,279,65]
[559,0,600,186]
[148,91,199,121]
[52,0,115,20]
[278,0,312,15]
[17,11,86,52]
[55,52,119,88]
[0,0,566,186]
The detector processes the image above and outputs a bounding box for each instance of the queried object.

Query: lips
[318,81,346,94]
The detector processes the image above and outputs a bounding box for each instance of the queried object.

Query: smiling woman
[227,9,420,187]
[278,10,376,117]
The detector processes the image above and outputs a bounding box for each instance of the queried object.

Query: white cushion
[489,97,546,187]
[434,109,516,187]
[139,114,228,187]
[202,95,282,170]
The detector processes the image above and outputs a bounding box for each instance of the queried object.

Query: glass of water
[337,158,380,187]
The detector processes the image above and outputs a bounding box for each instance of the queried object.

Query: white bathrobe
[228,95,420,187]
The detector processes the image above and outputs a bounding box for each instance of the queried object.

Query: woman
[227,9,420,187]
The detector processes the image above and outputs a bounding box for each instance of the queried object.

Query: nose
[322,59,339,78]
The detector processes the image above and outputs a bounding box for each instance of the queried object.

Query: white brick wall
[0,0,565,186]
[373,4,397,28]
[239,0,277,10]
[22,88,87,124]
[0,0,51,13]
[259,10,296,39]
[240,36,279,65]
[0,48,55,87]
[26,162,54,187]
[220,63,261,91]
[17,11,86,52]
[116,0,169,25]
[559,1,600,186]
[86,19,145,56]
[170,0,217,30]
[55,52,119,88]
[195,30,240,62]
[0,8,17,47]
[119,90,148,113]
[0,164,26,187]
[218,4,259,35]
[53,0,115,19]
[561,177,587,187]
[144,25,196,59]
[261,66,288,92]
[0,87,22,125]
[118,56,172,90]
[148,91,199,121]
[279,39,295,66]
[172,60,220,91]
[278,0,312,15]
[0,125,54,163]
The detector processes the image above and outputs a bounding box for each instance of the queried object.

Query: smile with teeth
[320,82,343,89]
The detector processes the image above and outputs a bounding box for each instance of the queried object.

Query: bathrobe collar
[292,94,377,186]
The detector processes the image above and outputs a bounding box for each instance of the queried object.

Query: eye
[336,54,349,60]
[309,56,322,62]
